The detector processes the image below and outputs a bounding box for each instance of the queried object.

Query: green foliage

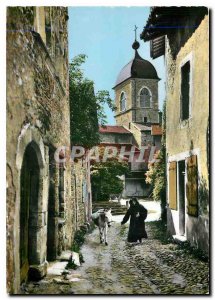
[96,90,116,125]
[79,253,85,264]
[71,241,80,253]
[69,228,87,269]
[149,221,173,244]
[66,259,78,270]
[91,159,129,201]
[71,228,86,253]
[146,100,167,221]
[69,54,116,148]
[73,229,85,247]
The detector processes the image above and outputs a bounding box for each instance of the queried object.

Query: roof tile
[151,125,162,135]
[99,125,131,134]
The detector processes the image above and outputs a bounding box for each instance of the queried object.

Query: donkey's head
[104,208,112,227]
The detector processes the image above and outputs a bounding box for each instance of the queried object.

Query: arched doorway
[20,143,40,283]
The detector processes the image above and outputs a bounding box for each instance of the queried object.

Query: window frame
[139,87,152,108]
[120,91,127,112]
[179,53,193,123]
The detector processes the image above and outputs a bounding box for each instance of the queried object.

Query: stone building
[141,7,209,253]
[6,7,91,294]
[99,39,162,198]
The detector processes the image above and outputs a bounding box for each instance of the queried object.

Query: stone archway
[20,142,40,283]
[15,125,49,287]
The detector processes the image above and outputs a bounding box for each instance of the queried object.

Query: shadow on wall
[187,215,209,255]
[187,174,209,254]
[166,204,176,235]
[198,176,209,216]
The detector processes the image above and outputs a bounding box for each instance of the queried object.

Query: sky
[68,7,166,124]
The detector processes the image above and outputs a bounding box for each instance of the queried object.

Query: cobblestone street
[23,219,209,295]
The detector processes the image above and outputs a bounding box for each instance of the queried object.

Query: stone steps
[92,201,128,216]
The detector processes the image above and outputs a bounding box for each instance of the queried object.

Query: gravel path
[23,220,209,295]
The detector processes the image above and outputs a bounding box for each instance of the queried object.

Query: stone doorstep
[173,235,187,243]
[47,251,80,277]
[47,261,68,276]
[71,251,80,267]
[57,250,72,261]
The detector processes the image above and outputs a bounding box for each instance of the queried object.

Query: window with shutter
[169,161,177,210]
[186,155,198,217]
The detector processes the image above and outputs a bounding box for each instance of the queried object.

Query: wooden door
[20,157,30,283]
[20,144,40,283]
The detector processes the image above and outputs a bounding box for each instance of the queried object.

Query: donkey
[92,208,112,245]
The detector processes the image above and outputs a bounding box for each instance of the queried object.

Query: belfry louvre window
[186,155,198,217]
[140,88,151,108]
[169,161,177,210]
[181,61,190,120]
[120,92,126,112]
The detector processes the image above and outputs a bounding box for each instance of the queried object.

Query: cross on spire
[134,25,138,40]
[132,25,140,51]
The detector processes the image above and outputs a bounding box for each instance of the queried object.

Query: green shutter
[169,161,177,210]
[186,155,198,217]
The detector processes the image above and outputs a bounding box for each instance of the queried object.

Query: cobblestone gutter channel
[22,221,209,295]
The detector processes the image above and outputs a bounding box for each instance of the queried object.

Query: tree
[146,100,167,221]
[69,54,127,202]
[91,158,129,202]
[69,54,115,148]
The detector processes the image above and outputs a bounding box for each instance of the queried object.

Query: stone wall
[114,78,159,127]
[6,7,91,293]
[131,78,159,124]
[115,80,132,115]
[129,123,142,147]
[165,15,209,253]
[99,132,133,144]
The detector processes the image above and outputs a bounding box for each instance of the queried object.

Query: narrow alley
[6,6,210,295]
[23,218,209,295]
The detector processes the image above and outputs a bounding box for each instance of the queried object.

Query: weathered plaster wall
[166,15,209,252]
[166,15,209,182]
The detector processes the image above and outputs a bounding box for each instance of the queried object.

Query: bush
[91,159,129,201]
[69,227,88,269]
[146,100,167,222]
[73,229,85,247]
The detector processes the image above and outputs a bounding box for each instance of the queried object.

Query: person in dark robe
[121,197,148,243]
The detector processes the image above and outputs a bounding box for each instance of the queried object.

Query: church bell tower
[113,27,160,129]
